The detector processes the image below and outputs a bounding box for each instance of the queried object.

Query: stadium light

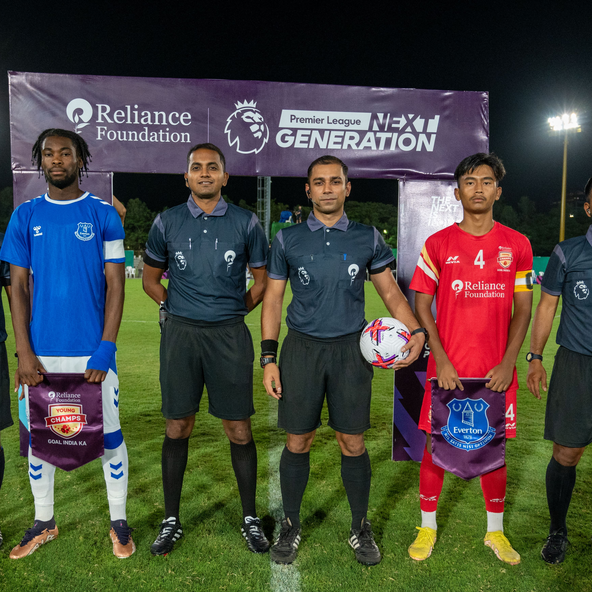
[548,113,581,242]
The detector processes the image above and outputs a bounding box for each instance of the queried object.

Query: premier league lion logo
[225,100,269,154]
[574,280,589,300]
[298,266,310,285]
[441,398,496,451]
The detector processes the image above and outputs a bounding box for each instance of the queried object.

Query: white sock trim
[421,510,437,530]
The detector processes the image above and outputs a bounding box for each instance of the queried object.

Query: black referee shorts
[277,329,373,435]
[159,314,255,421]
[0,342,12,431]
[545,345,592,447]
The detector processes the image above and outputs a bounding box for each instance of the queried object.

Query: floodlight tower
[548,113,581,242]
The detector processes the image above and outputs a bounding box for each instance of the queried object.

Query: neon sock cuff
[86,340,117,373]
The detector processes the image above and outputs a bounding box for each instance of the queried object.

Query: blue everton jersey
[0,192,125,356]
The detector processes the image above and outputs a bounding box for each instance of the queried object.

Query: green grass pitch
[0,282,591,592]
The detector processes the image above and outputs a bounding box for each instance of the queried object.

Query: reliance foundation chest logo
[451,279,506,299]
[66,98,192,145]
[441,398,496,451]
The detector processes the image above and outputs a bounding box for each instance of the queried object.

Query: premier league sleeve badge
[431,378,506,480]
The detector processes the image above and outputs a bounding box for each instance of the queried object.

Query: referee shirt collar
[307,211,349,232]
[187,195,228,218]
[587,225,592,248]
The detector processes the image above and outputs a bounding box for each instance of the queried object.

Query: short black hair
[307,155,348,183]
[32,128,91,181]
[187,143,226,171]
[454,153,506,185]
[584,177,592,202]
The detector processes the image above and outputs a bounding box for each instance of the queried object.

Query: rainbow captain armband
[86,340,117,373]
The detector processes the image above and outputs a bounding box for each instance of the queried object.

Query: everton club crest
[441,398,496,451]
[75,222,95,241]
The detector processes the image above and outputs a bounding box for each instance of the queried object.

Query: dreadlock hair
[31,128,92,181]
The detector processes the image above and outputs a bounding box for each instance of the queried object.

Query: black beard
[45,170,78,190]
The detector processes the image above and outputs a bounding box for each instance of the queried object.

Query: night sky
[1,2,591,212]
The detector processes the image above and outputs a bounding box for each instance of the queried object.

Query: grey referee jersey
[144,196,268,322]
[267,212,394,338]
[542,225,592,356]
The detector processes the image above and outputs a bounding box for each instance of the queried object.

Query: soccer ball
[360,318,411,369]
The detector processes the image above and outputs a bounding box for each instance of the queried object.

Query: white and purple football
[360,317,411,369]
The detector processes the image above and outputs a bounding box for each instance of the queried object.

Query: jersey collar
[187,195,228,218]
[44,191,89,205]
[587,225,592,248]
[307,211,349,232]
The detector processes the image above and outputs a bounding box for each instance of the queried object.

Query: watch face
[526,353,532,362]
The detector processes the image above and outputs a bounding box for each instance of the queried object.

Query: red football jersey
[410,222,533,436]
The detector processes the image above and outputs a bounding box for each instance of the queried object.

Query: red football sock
[480,464,507,512]
[419,447,445,512]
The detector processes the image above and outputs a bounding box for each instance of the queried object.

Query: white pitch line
[268,394,301,592]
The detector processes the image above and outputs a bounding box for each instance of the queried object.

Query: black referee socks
[280,447,310,529]
[229,439,258,519]
[546,456,576,535]
[162,435,189,520]
[341,450,372,530]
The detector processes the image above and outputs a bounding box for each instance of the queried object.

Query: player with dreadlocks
[31,128,92,183]
[1,129,134,559]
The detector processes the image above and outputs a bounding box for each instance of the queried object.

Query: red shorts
[418,381,517,438]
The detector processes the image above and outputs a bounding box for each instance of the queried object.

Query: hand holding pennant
[28,373,104,471]
[431,378,506,481]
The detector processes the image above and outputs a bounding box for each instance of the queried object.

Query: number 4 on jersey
[474,249,485,269]
[505,403,515,422]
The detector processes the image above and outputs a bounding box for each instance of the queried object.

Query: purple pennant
[431,378,505,480]
[28,373,104,472]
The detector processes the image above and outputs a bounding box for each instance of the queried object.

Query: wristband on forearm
[86,340,117,372]
[261,339,278,357]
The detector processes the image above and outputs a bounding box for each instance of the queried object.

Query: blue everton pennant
[431,378,505,481]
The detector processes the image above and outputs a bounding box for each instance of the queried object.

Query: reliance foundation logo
[65,98,192,144]
[451,280,506,299]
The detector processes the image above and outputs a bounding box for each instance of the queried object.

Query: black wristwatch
[260,356,277,368]
[526,352,543,362]
[411,327,429,342]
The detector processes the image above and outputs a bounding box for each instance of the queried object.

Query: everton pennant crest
[28,373,104,471]
[431,378,505,480]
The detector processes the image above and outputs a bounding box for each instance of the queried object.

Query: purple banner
[28,373,104,471]
[392,180,464,461]
[12,170,113,209]
[9,72,488,180]
[431,379,505,481]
